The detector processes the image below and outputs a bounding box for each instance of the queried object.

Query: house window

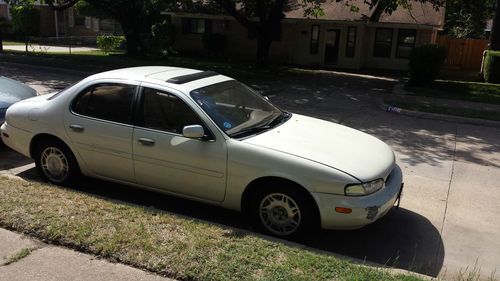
[396,29,416,58]
[345,26,357,58]
[373,28,393,58]
[182,18,211,34]
[309,25,320,55]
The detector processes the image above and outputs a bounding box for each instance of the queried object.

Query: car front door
[64,81,137,183]
[132,86,227,202]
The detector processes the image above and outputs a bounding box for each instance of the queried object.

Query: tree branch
[46,0,79,11]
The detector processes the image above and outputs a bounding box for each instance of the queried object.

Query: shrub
[10,5,40,38]
[408,44,447,86]
[96,35,126,53]
[483,51,500,84]
[203,33,227,55]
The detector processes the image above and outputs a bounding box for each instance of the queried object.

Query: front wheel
[35,141,80,185]
[250,186,317,240]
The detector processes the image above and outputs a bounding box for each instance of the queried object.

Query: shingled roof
[284,0,445,28]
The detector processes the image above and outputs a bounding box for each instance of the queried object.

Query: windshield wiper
[230,111,291,138]
[229,125,273,138]
[265,111,291,127]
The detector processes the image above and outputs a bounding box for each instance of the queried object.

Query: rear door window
[72,83,135,124]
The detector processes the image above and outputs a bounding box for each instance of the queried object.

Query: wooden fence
[436,36,489,71]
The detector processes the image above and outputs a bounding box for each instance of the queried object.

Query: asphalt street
[1,63,499,280]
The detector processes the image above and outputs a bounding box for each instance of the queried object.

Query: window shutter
[205,19,212,34]
[182,18,190,34]
[68,8,74,28]
[92,18,99,32]
[85,16,91,28]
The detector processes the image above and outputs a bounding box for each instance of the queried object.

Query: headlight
[345,178,385,196]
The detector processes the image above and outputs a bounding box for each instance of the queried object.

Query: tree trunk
[120,21,143,56]
[256,32,272,66]
[490,0,500,50]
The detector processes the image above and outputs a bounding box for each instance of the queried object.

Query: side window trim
[70,81,137,126]
[135,85,215,141]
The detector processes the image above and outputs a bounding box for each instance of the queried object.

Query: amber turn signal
[335,207,352,214]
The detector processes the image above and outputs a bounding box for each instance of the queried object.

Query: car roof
[86,66,233,94]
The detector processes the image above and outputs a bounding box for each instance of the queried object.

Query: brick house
[167,0,445,70]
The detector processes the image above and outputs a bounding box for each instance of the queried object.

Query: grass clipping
[0,176,420,281]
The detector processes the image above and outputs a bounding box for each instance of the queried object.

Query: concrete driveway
[1,63,499,280]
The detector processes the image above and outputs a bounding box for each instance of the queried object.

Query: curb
[381,102,500,129]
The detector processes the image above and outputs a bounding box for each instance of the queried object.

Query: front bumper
[1,122,33,158]
[312,164,404,230]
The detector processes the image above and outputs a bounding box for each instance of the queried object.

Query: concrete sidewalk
[0,228,173,281]
[3,44,99,53]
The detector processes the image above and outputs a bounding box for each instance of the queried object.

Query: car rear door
[132,85,227,202]
[64,81,138,183]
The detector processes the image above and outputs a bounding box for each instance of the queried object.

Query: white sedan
[1,67,403,239]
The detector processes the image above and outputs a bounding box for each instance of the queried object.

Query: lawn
[2,41,25,46]
[384,96,500,122]
[0,176,422,281]
[407,80,500,105]
[0,50,292,84]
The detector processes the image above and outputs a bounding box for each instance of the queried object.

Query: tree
[0,17,10,53]
[491,0,500,50]
[10,4,40,52]
[443,0,496,39]
[211,0,323,65]
[46,0,175,56]
[210,0,444,65]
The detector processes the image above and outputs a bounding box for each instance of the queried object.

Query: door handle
[69,124,84,132]
[138,138,155,146]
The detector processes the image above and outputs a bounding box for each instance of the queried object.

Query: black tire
[249,185,317,240]
[34,139,80,186]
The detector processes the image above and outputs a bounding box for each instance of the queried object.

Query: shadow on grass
[12,166,444,278]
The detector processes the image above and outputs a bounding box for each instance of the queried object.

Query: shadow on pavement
[307,208,444,277]
[0,144,33,171]
[13,167,444,278]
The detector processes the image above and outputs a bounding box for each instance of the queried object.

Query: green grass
[0,50,293,84]
[2,41,25,46]
[3,247,35,265]
[0,176,422,281]
[407,80,500,105]
[385,96,500,122]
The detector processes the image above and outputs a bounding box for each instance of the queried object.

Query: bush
[10,5,40,38]
[483,51,500,84]
[203,33,227,55]
[408,44,447,86]
[96,35,126,53]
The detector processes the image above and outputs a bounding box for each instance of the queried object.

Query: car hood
[242,114,395,182]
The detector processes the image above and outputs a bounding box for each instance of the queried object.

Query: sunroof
[166,71,218,84]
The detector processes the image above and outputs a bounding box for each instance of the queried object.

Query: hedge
[484,50,500,84]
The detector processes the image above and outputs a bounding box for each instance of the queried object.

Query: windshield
[190,80,283,137]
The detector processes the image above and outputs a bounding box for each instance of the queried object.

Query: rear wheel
[250,186,317,240]
[35,140,80,185]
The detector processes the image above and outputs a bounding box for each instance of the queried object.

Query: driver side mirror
[182,125,205,139]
